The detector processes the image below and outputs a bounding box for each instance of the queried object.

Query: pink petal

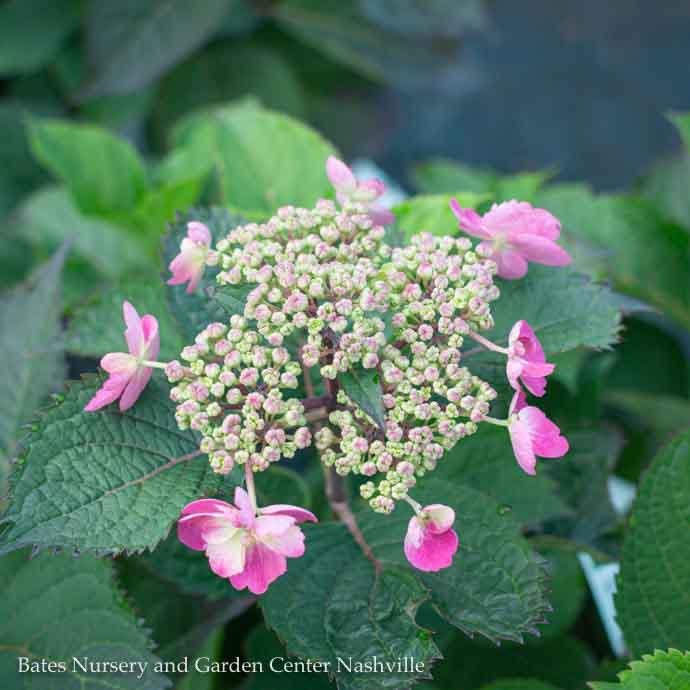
[84,374,129,412]
[326,156,356,194]
[424,504,455,533]
[353,178,385,203]
[254,514,296,539]
[100,352,137,376]
[258,523,305,558]
[449,199,490,239]
[520,406,569,458]
[509,418,537,475]
[122,301,144,356]
[368,205,395,226]
[234,486,256,527]
[177,516,209,551]
[495,248,529,279]
[521,360,555,379]
[521,374,547,397]
[181,498,236,518]
[404,516,459,572]
[177,499,237,550]
[509,390,527,415]
[118,365,152,411]
[260,504,318,524]
[140,315,160,361]
[508,320,533,348]
[206,532,246,578]
[187,221,211,246]
[230,543,287,595]
[509,234,571,266]
[506,359,523,392]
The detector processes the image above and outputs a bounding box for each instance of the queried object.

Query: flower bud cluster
[166,315,311,475]
[170,202,502,511]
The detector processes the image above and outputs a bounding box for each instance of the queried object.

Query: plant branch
[324,467,381,573]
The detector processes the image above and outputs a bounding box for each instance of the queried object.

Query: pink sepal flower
[449,199,571,279]
[177,488,317,595]
[507,320,555,397]
[85,301,159,412]
[167,221,212,294]
[326,156,394,225]
[508,391,569,475]
[404,504,459,572]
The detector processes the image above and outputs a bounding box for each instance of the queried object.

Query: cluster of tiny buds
[165,315,311,475]
[168,198,503,513]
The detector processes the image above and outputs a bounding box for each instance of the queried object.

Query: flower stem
[403,495,423,515]
[467,331,509,355]
[484,416,509,427]
[142,360,167,370]
[244,461,259,514]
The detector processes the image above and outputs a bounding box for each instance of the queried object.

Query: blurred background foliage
[0,1,689,690]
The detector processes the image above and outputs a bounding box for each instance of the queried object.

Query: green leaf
[153,41,306,137]
[338,365,386,430]
[616,432,690,656]
[394,193,489,240]
[491,266,622,354]
[544,428,621,546]
[18,186,150,279]
[589,649,690,690]
[533,542,587,640]
[261,485,549,688]
[118,557,247,680]
[361,482,550,643]
[605,391,690,439]
[639,154,690,229]
[0,248,66,465]
[480,681,562,690]
[163,207,248,342]
[177,628,226,690]
[261,527,440,690]
[535,185,690,329]
[82,0,234,97]
[411,159,551,202]
[0,103,49,216]
[28,119,148,215]
[66,280,184,362]
[246,625,335,690]
[172,100,336,216]
[0,376,219,556]
[0,0,79,76]
[435,426,571,526]
[432,632,594,690]
[273,0,463,84]
[255,465,312,509]
[0,549,170,689]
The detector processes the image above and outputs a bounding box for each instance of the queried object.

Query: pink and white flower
[508,391,569,475]
[326,156,394,226]
[167,221,212,293]
[85,301,159,412]
[404,503,459,572]
[450,199,571,279]
[507,320,555,397]
[177,488,317,595]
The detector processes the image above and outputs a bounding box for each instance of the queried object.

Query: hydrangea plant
[84,157,570,594]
